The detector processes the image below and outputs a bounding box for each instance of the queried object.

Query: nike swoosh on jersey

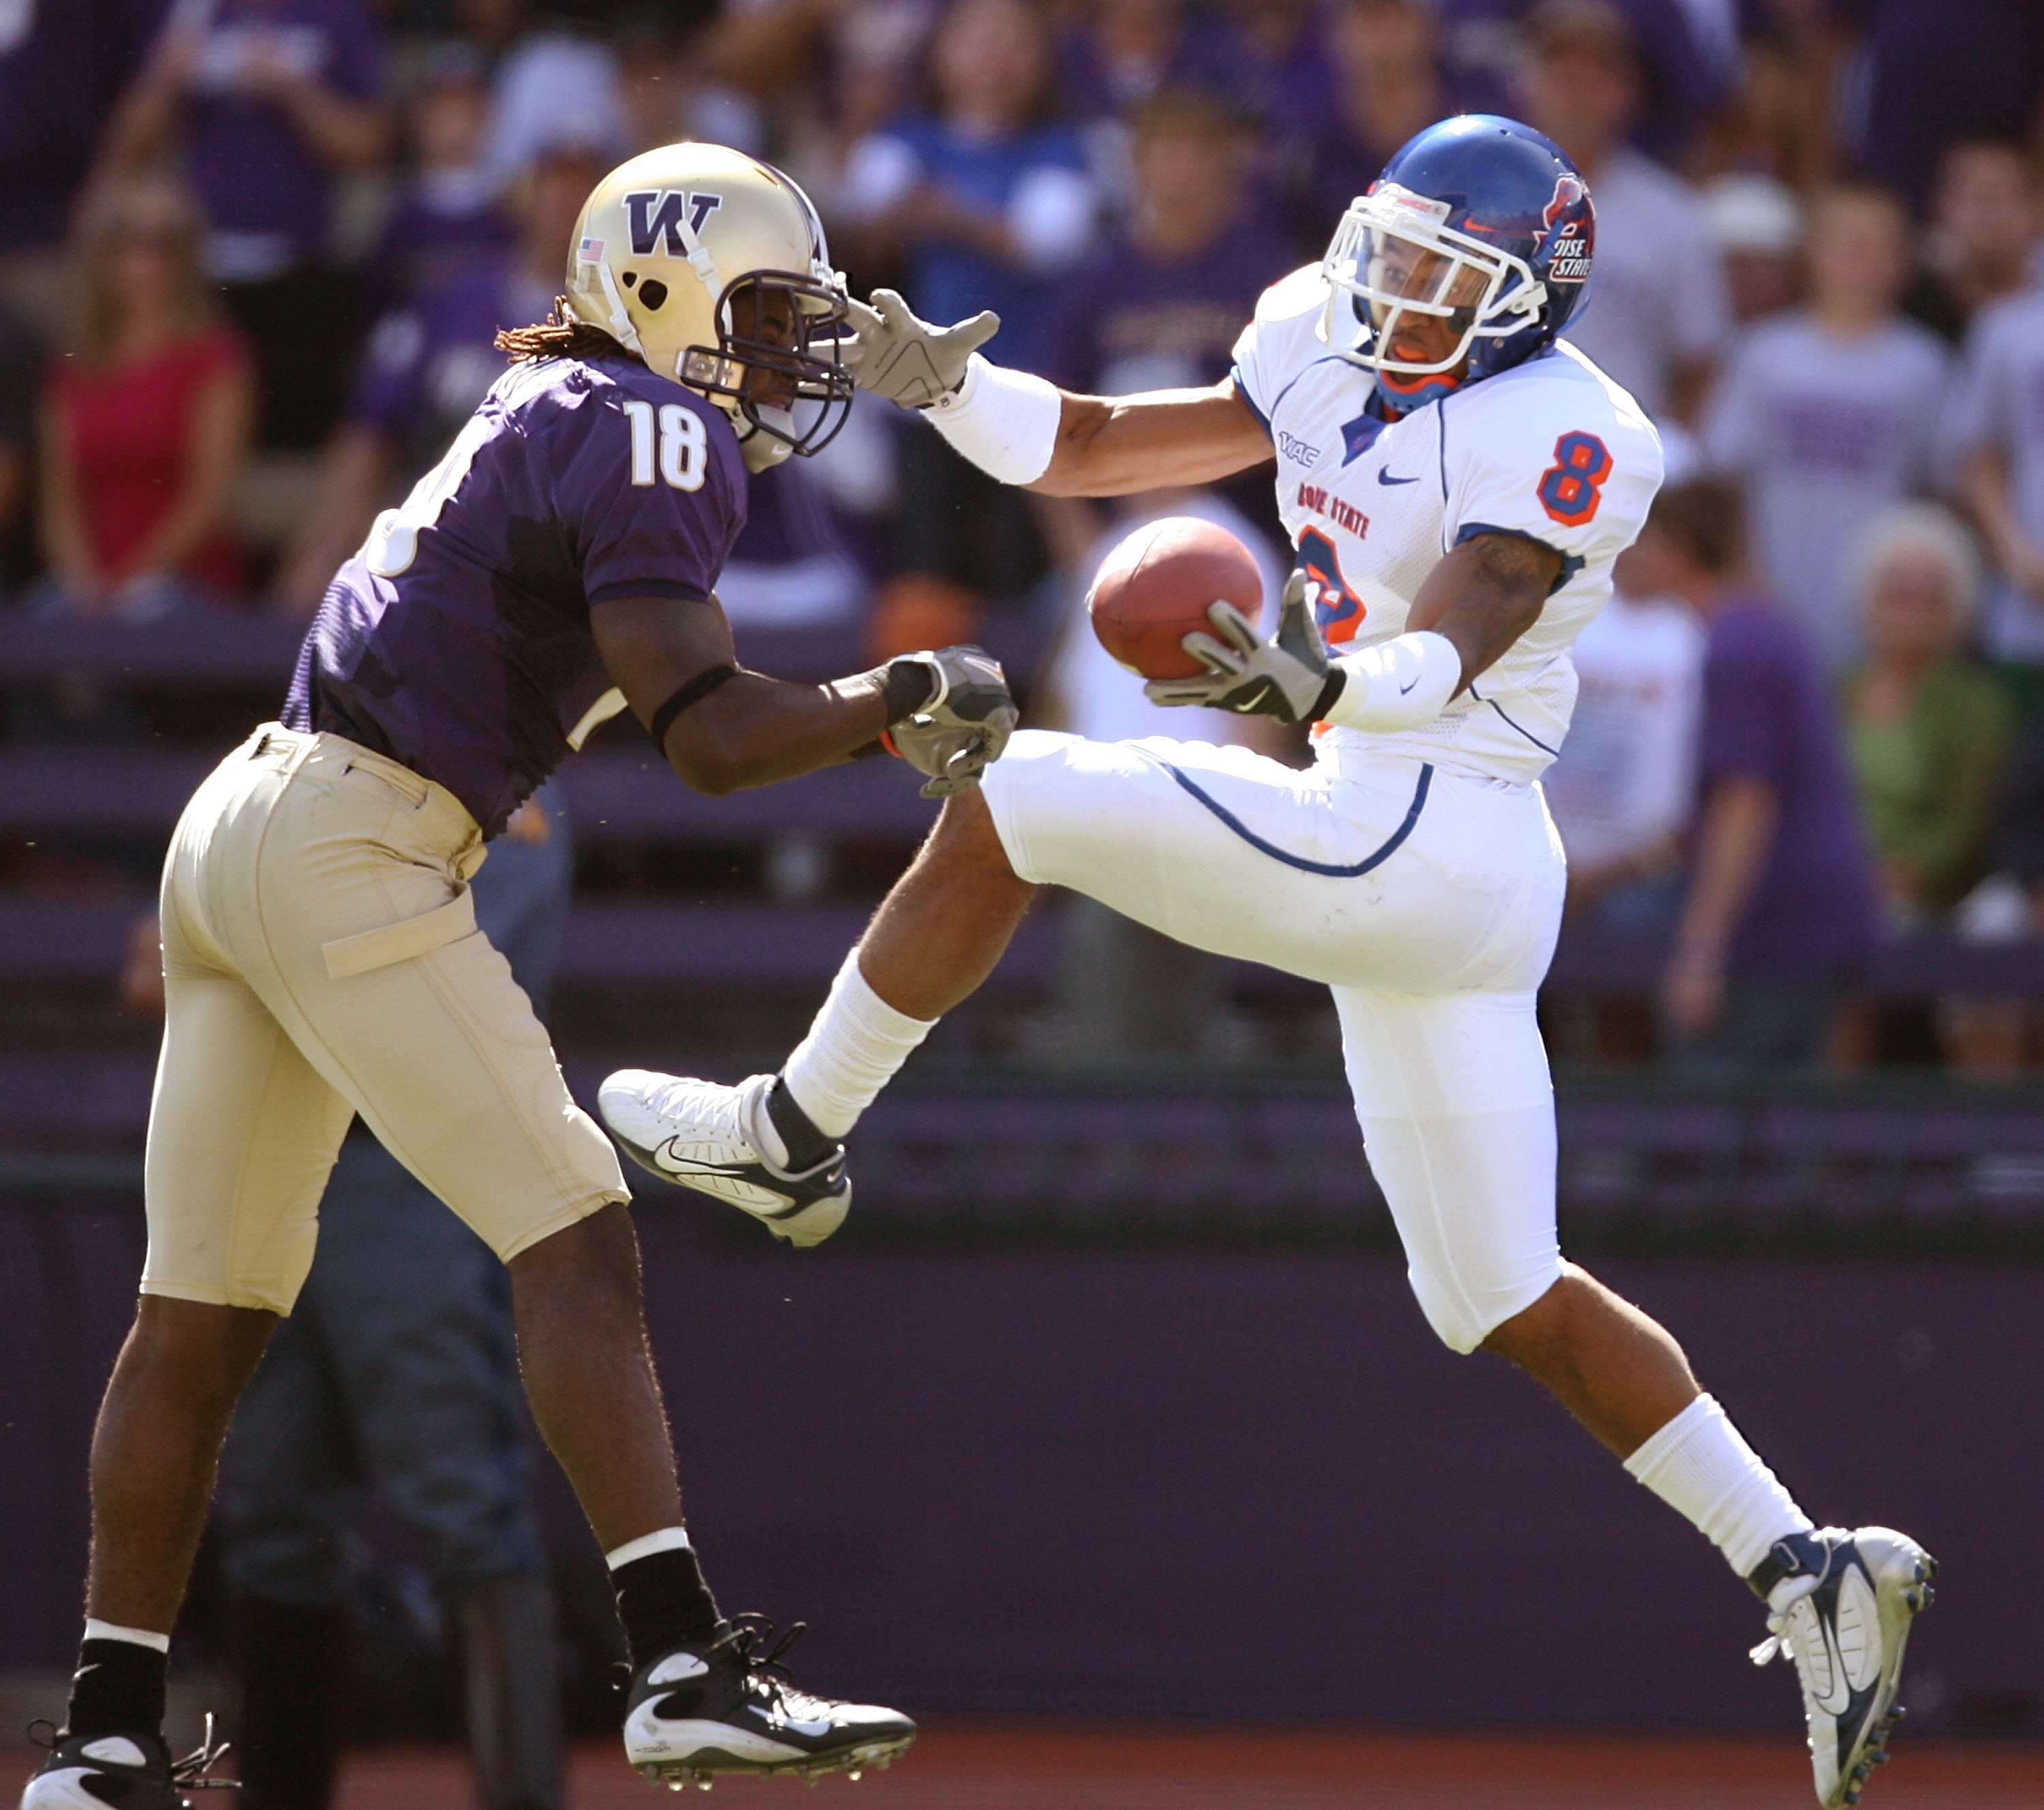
[1376,470,1420,485]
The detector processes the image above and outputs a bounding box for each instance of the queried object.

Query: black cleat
[20,1717,233,1809]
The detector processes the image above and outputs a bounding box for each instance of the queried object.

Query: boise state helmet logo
[1538,175,1594,286]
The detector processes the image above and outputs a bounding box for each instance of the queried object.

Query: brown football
[1087,515,1265,681]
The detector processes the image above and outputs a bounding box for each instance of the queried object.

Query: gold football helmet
[564,142,852,468]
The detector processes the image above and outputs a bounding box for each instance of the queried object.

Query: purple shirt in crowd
[0,0,170,251]
[1695,596,1879,977]
[179,0,384,278]
[285,352,747,837]
[1042,224,1294,398]
[349,257,553,481]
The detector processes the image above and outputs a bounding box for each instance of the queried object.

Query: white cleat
[1749,1527,1937,1808]
[598,1071,850,1248]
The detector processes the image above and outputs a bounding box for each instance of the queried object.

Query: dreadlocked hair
[495,296,625,364]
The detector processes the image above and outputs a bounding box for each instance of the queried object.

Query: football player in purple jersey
[22,143,1016,1810]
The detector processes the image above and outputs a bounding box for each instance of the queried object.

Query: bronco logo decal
[1539,175,1594,285]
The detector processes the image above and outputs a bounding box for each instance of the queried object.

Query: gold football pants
[144,724,626,1314]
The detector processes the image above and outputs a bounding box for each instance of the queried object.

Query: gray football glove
[843,289,1001,410]
[1143,570,1342,724]
[884,644,1019,799]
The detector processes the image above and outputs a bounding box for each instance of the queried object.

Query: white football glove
[843,289,1001,410]
[884,645,1019,798]
[1143,570,1344,725]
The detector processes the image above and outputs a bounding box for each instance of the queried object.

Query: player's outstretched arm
[844,290,1271,500]
[591,595,1012,797]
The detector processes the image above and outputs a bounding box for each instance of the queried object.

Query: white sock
[82,1619,170,1653]
[605,1527,691,1570]
[1624,1394,1814,1583]
[779,951,936,1139]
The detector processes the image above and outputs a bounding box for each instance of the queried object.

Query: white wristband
[1321,630,1463,733]
[921,354,1062,486]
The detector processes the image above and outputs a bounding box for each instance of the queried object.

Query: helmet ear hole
[638,279,668,312]
[621,271,636,288]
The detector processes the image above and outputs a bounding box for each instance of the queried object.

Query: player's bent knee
[1411,1257,1566,1358]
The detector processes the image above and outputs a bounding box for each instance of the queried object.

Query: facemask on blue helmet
[1317,115,1596,413]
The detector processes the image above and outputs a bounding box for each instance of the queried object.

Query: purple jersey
[284,352,747,837]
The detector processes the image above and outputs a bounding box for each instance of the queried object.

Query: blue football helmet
[1319,114,1595,412]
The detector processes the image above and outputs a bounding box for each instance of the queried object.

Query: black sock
[766,1077,835,1172]
[613,1547,720,1671]
[67,1637,168,1738]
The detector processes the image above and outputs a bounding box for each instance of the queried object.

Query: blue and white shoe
[20,1719,232,1808]
[621,1616,914,1786]
[1749,1527,1937,1807]
[598,1071,850,1248]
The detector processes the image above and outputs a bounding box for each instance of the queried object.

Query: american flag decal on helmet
[576,236,604,262]
[1538,175,1594,284]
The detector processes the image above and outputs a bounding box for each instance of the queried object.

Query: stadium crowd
[1,0,2043,1070]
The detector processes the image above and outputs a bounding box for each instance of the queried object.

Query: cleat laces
[707,1614,824,1724]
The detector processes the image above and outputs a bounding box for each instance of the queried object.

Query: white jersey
[1231,265,1665,785]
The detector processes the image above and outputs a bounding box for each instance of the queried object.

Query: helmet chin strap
[591,260,647,357]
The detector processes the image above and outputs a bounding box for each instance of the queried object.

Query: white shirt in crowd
[1940,286,2044,662]
[1049,494,1289,747]
[1701,309,1951,674]
[1540,591,1704,878]
[1563,146,1731,423]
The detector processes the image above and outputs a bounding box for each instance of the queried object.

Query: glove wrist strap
[922,354,1061,486]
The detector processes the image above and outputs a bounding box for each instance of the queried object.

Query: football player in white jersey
[601,118,1932,1808]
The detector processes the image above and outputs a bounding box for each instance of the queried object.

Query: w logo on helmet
[624,189,724,258]
[1538,175,1594,285]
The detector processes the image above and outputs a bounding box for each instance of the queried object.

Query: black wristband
[647,663,739,751]
[1309,668,1347,723]
[876,657,940,725]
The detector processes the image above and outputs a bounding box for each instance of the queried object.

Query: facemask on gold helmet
[563,143,852,470]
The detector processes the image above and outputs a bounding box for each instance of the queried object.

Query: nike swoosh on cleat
[1377,470,1419,485]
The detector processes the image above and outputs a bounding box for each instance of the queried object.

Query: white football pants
[980,731,1568,1352]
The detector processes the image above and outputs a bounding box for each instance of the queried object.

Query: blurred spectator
[34,174,253,619]
[1544,567,1703,923]
[1692,0,1846,194]
[1701,173,1803,325]
[1840,505,2011,927]
[360,39,514,316]
[1054,0,1248,125]
[1844,0,2044,216]
[1947,277,2044,701]
[839,0,1099,650]
[612,9,762,157]
[478,5,628,189]
[0,0,171,333]
[1905,139,2043,345]
[1701,185,1949,675]
[1038,89,1288,555]
[274,134,606,611]
[1224,0,1337,131]
[0,298,38,593]
[103,0,389,450]
[1622,479,1879,1070]
[1280,0,1502,259]
[715,459,870,629]
[837,0,1097,367]
[1516,0,1728,423]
